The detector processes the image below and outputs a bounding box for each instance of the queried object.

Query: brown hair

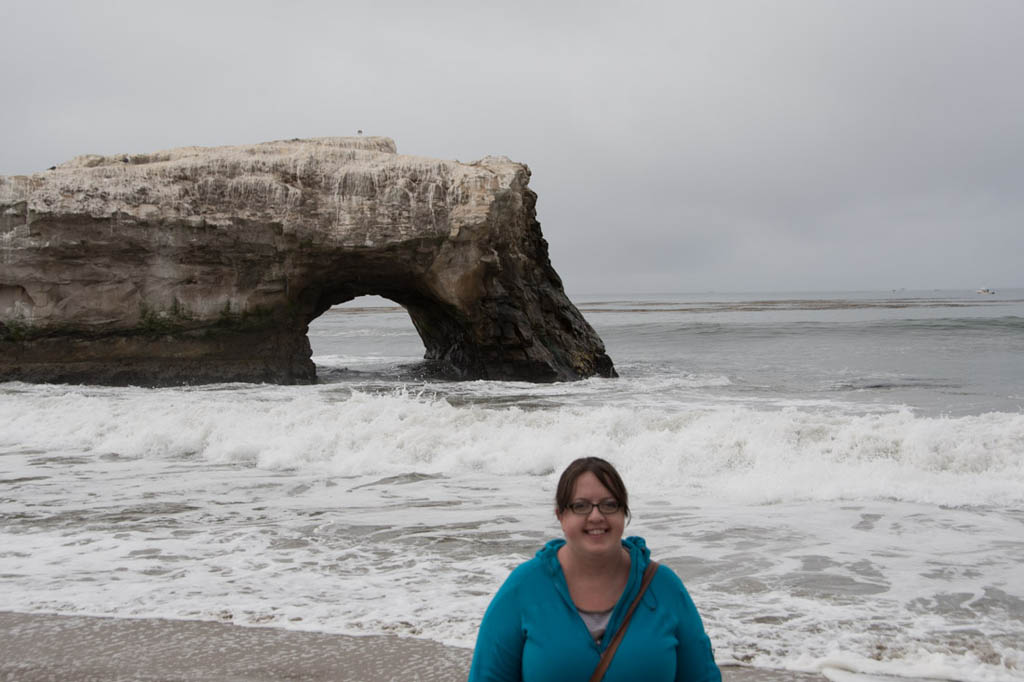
[555,457,630,518]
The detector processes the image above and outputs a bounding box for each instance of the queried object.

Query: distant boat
[977,288,996,295]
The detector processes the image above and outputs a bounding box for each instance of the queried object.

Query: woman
[468,457,721,682]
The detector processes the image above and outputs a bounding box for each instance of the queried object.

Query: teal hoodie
[468,536,721,682]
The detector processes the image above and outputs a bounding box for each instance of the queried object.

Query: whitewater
[2,290,1022,681]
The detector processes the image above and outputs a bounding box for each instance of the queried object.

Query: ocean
[2,289,1022,681]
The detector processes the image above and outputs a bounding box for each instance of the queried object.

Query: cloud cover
[3,0,1022,293]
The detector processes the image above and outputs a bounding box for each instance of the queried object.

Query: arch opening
[306,295,429,381]
[293,260,489,383]
[303,284,481,381]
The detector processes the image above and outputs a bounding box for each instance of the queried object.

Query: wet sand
[0,611,827,681]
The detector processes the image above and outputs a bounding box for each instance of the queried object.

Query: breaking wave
[2,382,1021,507]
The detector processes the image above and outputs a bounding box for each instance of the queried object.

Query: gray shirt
[578,607,613,643]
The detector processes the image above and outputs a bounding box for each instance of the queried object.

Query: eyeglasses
[566,499,622,515]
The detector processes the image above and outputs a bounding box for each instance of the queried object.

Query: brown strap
[588,561,659,682]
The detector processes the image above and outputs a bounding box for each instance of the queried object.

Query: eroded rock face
[0,137,615,385]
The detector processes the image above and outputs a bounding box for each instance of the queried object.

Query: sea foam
[1,383,1021,507]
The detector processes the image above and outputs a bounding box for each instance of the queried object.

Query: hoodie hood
[537,535,652,580]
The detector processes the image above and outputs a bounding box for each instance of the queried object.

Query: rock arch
[0,137,615,385]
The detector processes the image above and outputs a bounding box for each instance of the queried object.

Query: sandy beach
[0,611,828,681]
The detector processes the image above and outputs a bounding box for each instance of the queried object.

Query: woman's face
[557,471,626,558]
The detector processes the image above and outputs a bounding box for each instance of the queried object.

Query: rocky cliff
[0,137,615,385]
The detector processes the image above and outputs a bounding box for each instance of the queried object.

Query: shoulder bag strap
[588,560,659,682]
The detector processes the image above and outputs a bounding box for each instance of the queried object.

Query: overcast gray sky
[3,0,1022,294]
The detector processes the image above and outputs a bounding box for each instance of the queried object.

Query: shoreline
[0,610,828,681]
